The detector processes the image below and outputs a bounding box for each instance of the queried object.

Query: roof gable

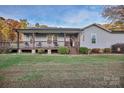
[81,23,112,33]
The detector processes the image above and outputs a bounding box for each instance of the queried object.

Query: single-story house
[13,23,124,54]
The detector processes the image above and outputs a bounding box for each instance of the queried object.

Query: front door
[70,36,76,47]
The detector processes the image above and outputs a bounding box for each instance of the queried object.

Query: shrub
[6,49,12,53]
[0,48,12,54]
[58,47,69,54]
[104,48,111,53]
[37,48,45,54]
[79,47,89,54]
[91,48,101,53]
[0,49,3,54]
[87,48,92,54]
[111,43,124,53]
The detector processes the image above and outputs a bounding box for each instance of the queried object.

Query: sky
[0,5,108,28]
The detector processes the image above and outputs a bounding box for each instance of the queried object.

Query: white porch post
[32,49,36,54]
[18,49,22,53]
[48,49,51,54]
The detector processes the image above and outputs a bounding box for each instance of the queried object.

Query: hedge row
[90,48,111,54]
[0,48,12,54]
[37,47,70,54]
[0,47,112,54]
[79,47,89,54]
[79,47,111,54]
[1,43,124,54]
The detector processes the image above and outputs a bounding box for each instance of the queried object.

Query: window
[53,34,58,46]
[47,34,52,44]
[25,34,30,41]
[53,34,57,42]
[91,33,96,44]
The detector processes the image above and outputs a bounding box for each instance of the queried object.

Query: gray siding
[22,25,124,49]
[80,26,124,48]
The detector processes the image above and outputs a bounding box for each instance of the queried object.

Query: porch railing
[0,41,65,49]
[0,41,80,49]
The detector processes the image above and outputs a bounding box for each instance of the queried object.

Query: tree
[0,17,22,42]
[2,26,10,41]
[0,31,3,42]
[102,5,124,23]
[102,22,124,31]
[102,6,124,31]
[35,23,40,28]
[20,19,29,28]
[6,19,21,41]
[0,18,10,41]
[0,17,5,20]
[35,23,48,28]
[40,25,48,28]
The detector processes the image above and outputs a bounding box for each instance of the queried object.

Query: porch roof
[15,27,81,33]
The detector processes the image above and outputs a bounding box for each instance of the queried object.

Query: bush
[79,47,89,54]
[37,48,45,54]
[6,49,12,53]
[91,48,101,53]
[104,48,111,53]
[0,49,3,54]
[111,43,124,53]
[58,47,69,54]
[0,48,12,54]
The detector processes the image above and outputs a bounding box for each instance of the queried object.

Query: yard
[0,54,124,88]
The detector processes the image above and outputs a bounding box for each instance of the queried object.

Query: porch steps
[69,47,79,54]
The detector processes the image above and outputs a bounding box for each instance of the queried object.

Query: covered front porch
[15,28,81,54]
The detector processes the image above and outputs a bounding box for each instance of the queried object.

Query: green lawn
[0,54,124,69]
[0,54,124,87]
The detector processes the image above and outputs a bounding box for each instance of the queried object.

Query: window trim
[83,34,85,41]
[91,33,97,44]
[81,33,85,41]
[47,34,58,44]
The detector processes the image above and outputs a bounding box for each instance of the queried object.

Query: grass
[18,71,43,81]
[0,76,5,80]
[0,54,124,69]
[0,54,124,87]
[0,54,23,69]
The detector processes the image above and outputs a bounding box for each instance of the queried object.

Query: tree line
[0,17,28,42]
[0,17,49,42]
[102,5,124,31]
